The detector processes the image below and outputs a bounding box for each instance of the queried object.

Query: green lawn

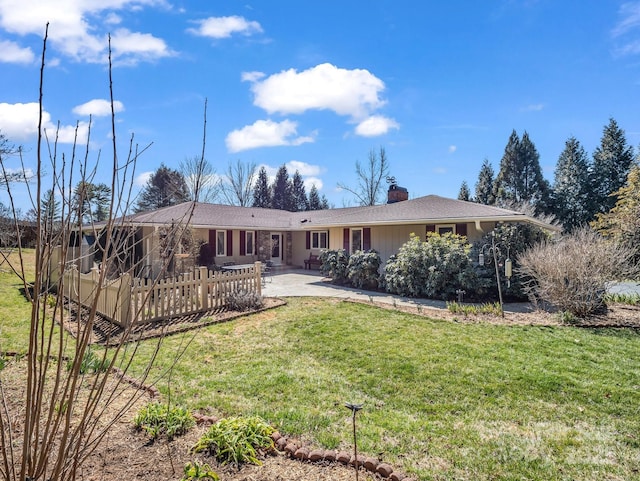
[2,256,639,480]
[129,298,640,481]
[0,249,35,353]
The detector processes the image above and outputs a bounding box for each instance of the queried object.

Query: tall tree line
[463,118,637,232]
[252,164,329,211]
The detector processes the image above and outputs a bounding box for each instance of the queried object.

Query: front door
[270,233,282,265]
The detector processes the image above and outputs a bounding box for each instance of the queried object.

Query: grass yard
[129,298,640,481]
[1,252,639,480]
[0,249,36,353]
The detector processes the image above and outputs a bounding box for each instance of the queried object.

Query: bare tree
[219,159,257,207]
[180,155,218,203]
[337,146,390,206]
[0,28,195,481]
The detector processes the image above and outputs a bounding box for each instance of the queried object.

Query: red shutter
[455,223,467,237]
[426,224,436,233]
[209,230,216,257]
[363,228,371,251]
[306,231,311,249]
[240,230,246,256]
[227,230,233,256]
[343,228,350,251]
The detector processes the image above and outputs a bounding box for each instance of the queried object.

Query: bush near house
[347,249,382,289]
[319,248,350,284]
[384,232,475,299]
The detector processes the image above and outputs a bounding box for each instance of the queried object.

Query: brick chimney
[387,184,408,204]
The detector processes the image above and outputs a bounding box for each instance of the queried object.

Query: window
[437,225,454,235]
[216,230,227,256]
[311,231,328,249]
[351,228,363,254]
[245,231,255,255]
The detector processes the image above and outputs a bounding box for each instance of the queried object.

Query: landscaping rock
[284,443,298,456]
[376,463,394,478]
[363,456,379,471]
[390,472,406,481]
[275,437,287,451]
[336,451,351,464]
[271,431,282,442]
[308,449,324,462]
[294,447,309,460]
[349,454,366,467]
[323,450,336,462]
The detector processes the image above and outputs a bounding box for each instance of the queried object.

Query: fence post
[119,273,132,328]
[254,261,262,296]
[199,266,208,310]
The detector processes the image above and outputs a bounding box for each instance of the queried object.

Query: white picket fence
[62,263,262,327]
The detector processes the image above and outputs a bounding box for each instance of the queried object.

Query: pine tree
[135,164,189,213]
[252,166,271,208]
[494,130,550,214]
[458,181,471,201]
[592,165,640,261]
[308,184,322,210]
[271,165,293,211]
[474,159,495,205]
[590,118,635,215]
[552,137,591,231]
[74,181,112,221]
[291,170,309,212]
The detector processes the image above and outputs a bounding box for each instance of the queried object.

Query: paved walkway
[261,268,537,314]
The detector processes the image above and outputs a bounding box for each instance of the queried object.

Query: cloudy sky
[1,0,639,209]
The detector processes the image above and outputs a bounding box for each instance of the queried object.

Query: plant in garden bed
[347,249,381,289]
[319,248,350,284]
[181,461,219,481]
[384,232,474,299]
[226,289,264,311]
[446,301,502,316]
[66,347,110,374]
[134,402,195,440]
[192,416,275,465]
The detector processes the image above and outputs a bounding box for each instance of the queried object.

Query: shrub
[518,227,640,318]
[226,289,264,311]
[319,249,350,284]
[469,223,548,301]
[67,348,109,374]
[192,416,275,465]
[347,250,381,289]
[134,402,195,440]
[181,461,219,481]
[384,232,474,299]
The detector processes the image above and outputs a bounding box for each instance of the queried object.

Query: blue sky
[1,1,639,210]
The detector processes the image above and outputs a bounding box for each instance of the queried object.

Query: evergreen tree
[552,137,591,231]
[474,159,495,205]
[592,165,640,262]
[291,170,309,212]
[320,194,330,210]
[308,184,322,210]
[271,164,293,211]
[590,118,635,216]
[494,130,550,214]
[73,181,112,222]
[135,164,189,213]
[41,189,61,224]
[457,181,471,201]
[252,166,271,208]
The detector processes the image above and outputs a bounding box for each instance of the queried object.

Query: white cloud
[225,119,315,153]
[303,176,323,191]
[286,160,322,177]
[354,115,399,137]
[134,171,153,187]
[241,70,265,82]
[612,2,640,37]
[433,167,447,175]
[247,63,386,119]
[187,15,262,38]
[521,103,544,112]
[0,39,34,64]
[448,145,457,153]
[0,102,88,144]
[110,28,174,65]
[72,99,124,117]
[0,0,173,64]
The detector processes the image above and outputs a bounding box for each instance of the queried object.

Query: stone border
[191,412,416,481]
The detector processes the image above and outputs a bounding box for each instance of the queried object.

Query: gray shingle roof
[111,196,556,231]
